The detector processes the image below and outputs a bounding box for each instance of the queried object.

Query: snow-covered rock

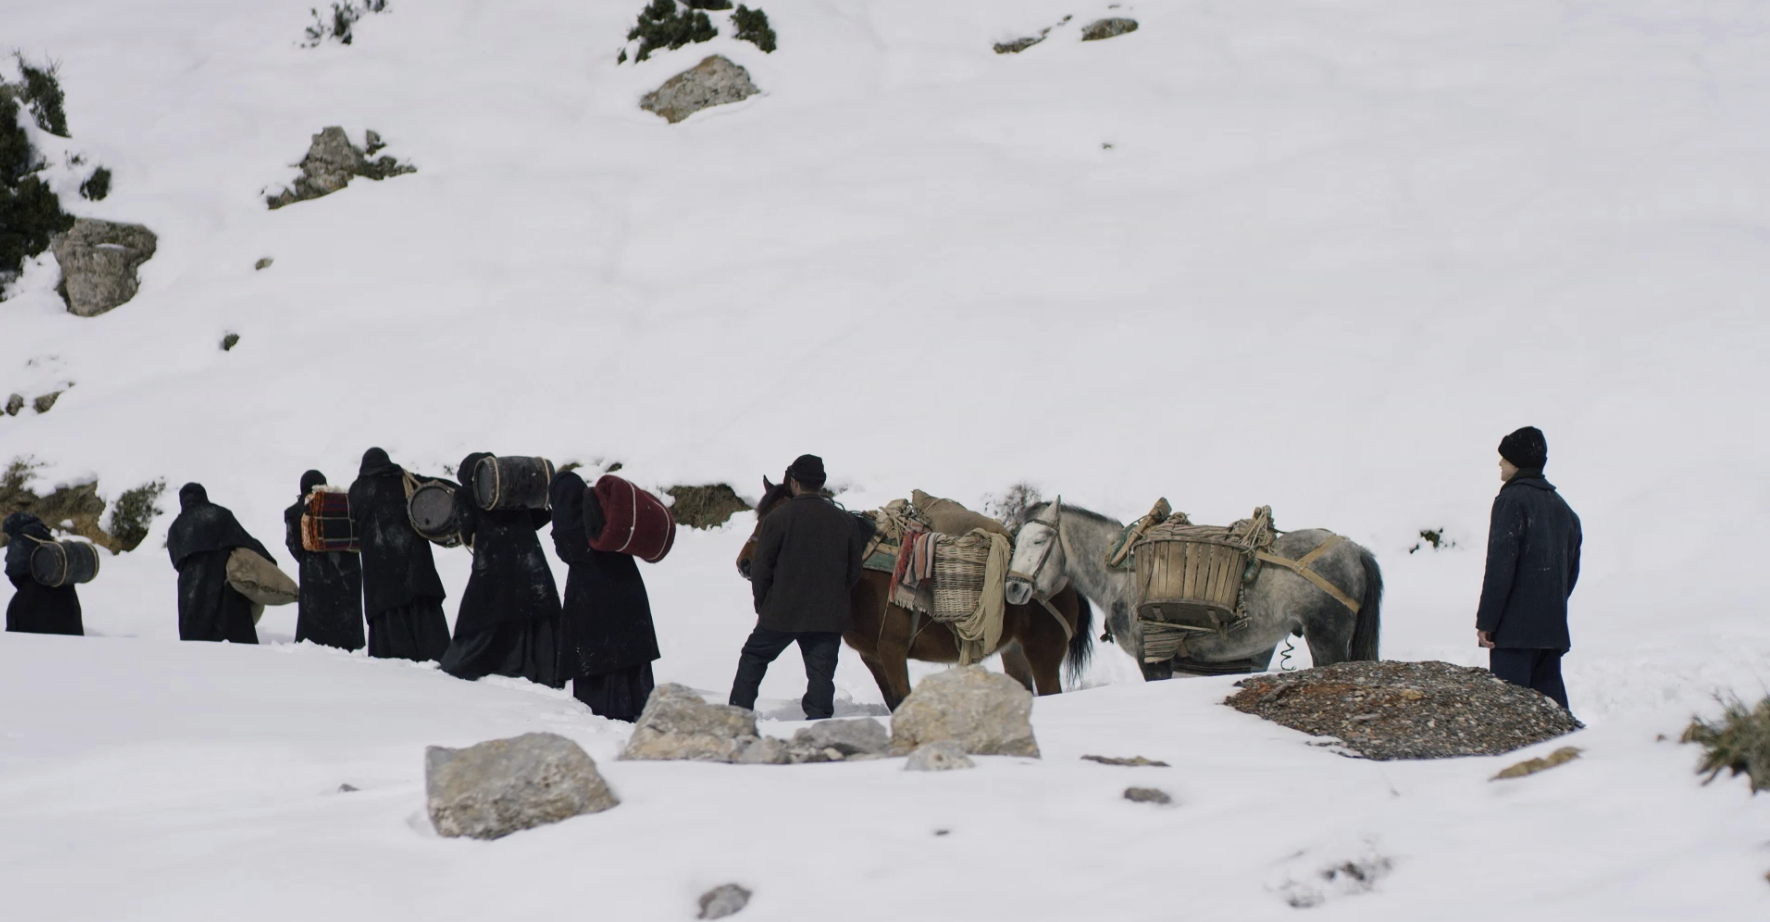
[49,218,156,317]
[425,732,618,839]
[789,717,889,759]
[697,883,752,920]
[889,666,1039,758]
[1080,18,1138,42]
[621,683,786,764]
[903,739,974,772]
[639,55,758,124]
[266,126,413,210]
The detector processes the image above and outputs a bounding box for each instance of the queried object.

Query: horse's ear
[763,476,774,493]
[1051,496,1062,522]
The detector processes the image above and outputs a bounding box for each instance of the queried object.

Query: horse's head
[735,475,795,580]
[1006,496,1069,606]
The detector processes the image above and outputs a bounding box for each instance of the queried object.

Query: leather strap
[1034,594,1074,641]
[1254,535,1361,615]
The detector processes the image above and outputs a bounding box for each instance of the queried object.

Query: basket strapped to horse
[300,487,358,553]
[588,474,676,563]
[28,538,101,588]
[473,455,555,512]
[403,472,463,548]
[927,528,1012,665]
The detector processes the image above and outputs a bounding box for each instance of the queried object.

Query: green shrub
[17,57,69,137]
[685,0,732,8]
[107,479,166,552]
[1683,695,1770,792]
[733,5,776,53]
[0,175,74,280]
[79,165,110,200]
[627,0,717,63]
[0,96,39,187]
[220,332,240,351]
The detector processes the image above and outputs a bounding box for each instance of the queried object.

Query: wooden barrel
[407,482,463,548]
[30,539,101,588]
[472,455,555,511]
[1132,530,1247,631]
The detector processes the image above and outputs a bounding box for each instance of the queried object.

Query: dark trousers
[728,627,842,720]
[1490,648,1570,711]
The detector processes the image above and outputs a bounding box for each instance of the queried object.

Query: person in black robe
[283,469,366,651]
[348,448,452,661]
[438,452,563,687]
[166,483,273,644]
[549,469,659,720]
[3,512,85,635]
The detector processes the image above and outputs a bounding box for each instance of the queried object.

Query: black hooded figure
[3,512,85,635]
[166,483,273,643]
[347,448,452,661]
[438,452,563,687]
[283,469,366,651]
[549,469,659,720]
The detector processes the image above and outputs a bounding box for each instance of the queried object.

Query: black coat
[451,453,561,638]
[550,470,659,677]
[750,493,865,634]
[348,449,447,618]
[1476,473,1583,650]
[283,470,365,651]
[166,484,273,643]
[3,513,83,635]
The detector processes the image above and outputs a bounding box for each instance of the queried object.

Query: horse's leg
[874,607,918,710]
[998,641,1036,693]
[854,649,897,710]
[1010,608,1068,696]
[1141,659,1174,681]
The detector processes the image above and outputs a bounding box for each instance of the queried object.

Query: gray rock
[791,718,890,757]
[32,391,61,414]
[621,683,786,763]
[267,127,415,209]
[5,394,23,416]
[1081,18,1139,42]
[1123,786,1172,805]
[49,219,158,317]
[994,35,1045,54]
[904,740,975,772]
[698,883,752,920]
[254,257,273,271]
[640,55,759,124]
[889,665,1040,758]
[425,732,618,840]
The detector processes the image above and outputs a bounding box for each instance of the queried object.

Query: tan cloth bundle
[226,547,298,624]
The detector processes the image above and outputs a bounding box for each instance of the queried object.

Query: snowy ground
[3,0,1769,917]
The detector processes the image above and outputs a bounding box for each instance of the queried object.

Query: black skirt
[573,662,655,722]
[367,599,451,661]
[440,616,563,688]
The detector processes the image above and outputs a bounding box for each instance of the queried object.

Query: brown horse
[735,478,1093,710]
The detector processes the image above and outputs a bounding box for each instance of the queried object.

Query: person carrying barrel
[283,469,366,651]
[549,468,660,721]
[728,454,864,721]
[3,512,85,635]
[167,483,276,644]
[348,448,452,661]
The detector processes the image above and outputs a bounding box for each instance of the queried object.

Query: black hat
[1498,427,1548,470]
[787,454,826,487]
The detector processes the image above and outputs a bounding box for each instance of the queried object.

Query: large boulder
[267,126,415,209]
[889,665,1041,757]
[50,219,157,317]
[640,55,759,124]
[621,683,789,764]
[425,732,618,840]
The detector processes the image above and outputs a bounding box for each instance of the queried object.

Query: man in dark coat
[3,512,84,635]
[283,469,366,651]
[348,448,452,661]
[550,468,660,720]
[167,483,274,644]
[439,453,563,687]
[728,455,864,720]
[1476,426,1583,711]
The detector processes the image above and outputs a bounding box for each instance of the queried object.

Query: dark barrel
[473,455,555,511]
[30,539,102,587]
[408,482,463,548]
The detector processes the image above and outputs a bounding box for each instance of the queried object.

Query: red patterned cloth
[589,474,676,563]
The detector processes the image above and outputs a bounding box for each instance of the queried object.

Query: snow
[2,0,1769,917]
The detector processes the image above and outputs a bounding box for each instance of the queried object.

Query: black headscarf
[3,511,50,579]
[166,483,276,569]
[300,469,328,495]
[359,448,401,479]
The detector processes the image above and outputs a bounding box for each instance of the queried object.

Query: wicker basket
[931,533,991,621]
[1133,526,1249,631]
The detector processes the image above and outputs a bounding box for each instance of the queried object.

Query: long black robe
[347,448,451,661]
[3,512,84,635]
[283,469,366,651]
[550,470,658,720]
[166,483,272,644]
[439,453,562,687]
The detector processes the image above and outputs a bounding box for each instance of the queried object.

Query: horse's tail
[1349,546,1383,661]
[1064,591,1095,687]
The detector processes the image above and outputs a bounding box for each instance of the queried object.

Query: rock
[698,883,752,920]
[791,718,890,757]
[5,394,23,416]
[1123,786,1172,805]
[620,683,787,764]
[889,665,1040,757]
[640,55,759,124]
[254,257,273,271]
[267,127,415,209]
[1080,18,1139,42]
[49,219,158,317]
[1492,746,1582,781]
[904,740,975,772]
[337,783,359,793]
[32,392,60,414]
[425,732,618,840]
[994,36,1045,54]
[1082,754,1169,767]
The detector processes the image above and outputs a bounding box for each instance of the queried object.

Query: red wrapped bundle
[588,474,676,563]
[301,488,358,553]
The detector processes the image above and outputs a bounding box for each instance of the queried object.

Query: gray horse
[1004,499,1381,679]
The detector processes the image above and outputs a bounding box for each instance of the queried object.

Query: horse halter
[1007,518,1070,599]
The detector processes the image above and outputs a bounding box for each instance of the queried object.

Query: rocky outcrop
[697,883,753,920]
[266,126,415,210]
[640,55,759,124]
[425,732,618,840]
[3,395,22,416]
[889,666,1041,758]
[1080,18,1139,42]
[49,219,157,317]
[1123,786,1172,805]
[620,684,789,764]
[904,740,975,772]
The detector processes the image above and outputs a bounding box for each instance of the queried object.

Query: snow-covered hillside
[3,0,1768,917]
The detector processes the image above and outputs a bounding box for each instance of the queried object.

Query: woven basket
[1133,525,1249,631]
[931,533,991,621]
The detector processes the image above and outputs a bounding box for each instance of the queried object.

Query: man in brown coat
[728,455,865,720]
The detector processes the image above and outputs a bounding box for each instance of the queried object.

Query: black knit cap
[787,454,826,488]
[1498,426,1548,470]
